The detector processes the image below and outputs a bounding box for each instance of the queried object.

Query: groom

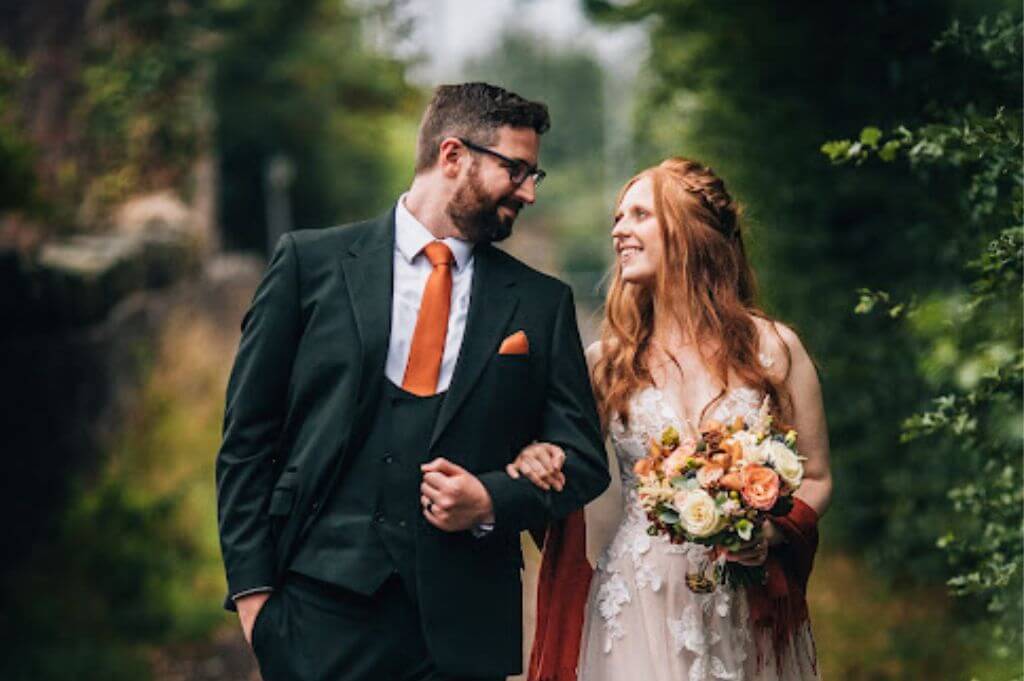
[216,82,609,681]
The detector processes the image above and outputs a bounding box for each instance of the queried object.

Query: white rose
[677,489,725,538]
[720,498,742,516]
[763,440,803,488]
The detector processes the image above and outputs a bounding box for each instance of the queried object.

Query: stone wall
[0,192,249,579]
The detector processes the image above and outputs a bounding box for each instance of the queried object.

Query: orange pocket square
[498,330,529,355]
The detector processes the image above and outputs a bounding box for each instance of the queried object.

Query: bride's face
[612,176,662,286]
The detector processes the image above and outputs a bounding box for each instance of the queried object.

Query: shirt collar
[395,194,474,271]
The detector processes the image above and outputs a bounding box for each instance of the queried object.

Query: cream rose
[763,440,804,488]
[677,489,725,538]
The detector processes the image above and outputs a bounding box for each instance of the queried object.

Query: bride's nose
[611,220,630,239]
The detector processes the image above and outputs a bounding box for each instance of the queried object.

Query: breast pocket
[493,353,530,397]
[486,354,532,446]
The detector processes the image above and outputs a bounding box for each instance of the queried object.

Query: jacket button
[374,511,385,523]
[383,454,394,464]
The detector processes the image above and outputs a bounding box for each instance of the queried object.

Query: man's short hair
[415,82,550,173]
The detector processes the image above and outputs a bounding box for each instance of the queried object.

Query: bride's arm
[771,323,833,518]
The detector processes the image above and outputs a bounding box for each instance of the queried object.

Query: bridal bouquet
[633,397,804,593]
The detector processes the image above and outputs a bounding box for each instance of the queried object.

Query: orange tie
[402,241,455,396]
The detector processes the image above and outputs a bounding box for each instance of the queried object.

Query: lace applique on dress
[596,572,631,653]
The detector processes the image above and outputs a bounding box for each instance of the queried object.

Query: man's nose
[514,177,537,205]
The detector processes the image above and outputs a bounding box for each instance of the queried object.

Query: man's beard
[446,164,521,244]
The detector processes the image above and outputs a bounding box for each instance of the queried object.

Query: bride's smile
[612,175,662,285]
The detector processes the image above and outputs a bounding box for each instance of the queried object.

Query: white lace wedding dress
[577,386,820,681]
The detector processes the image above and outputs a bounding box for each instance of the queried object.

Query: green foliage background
[1,1,1020,679]
[584,0,1023,677]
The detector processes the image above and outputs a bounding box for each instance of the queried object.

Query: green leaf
[659,510,680,525]
[860,126,883,147]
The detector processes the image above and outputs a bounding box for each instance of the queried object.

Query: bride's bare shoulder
[585,340,605,373]
[751,315,810,381]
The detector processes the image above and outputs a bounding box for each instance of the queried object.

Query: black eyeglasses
[458,137,546,188]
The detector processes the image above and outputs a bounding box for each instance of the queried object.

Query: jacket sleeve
[215,233,302,606]
[479,285,610,533]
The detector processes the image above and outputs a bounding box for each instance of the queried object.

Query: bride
[511,158,832,681]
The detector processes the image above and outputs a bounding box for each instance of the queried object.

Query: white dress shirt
[385,194,475,391]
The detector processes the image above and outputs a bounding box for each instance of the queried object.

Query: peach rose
[741,465,781,511]
[696,463,726,489]
[634,457,655,476]
[662,449,689,476]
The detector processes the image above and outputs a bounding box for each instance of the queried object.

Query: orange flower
[711,452,733,469]
[719,472,744,492]
[741,465,781,511]
[634,458,654,476]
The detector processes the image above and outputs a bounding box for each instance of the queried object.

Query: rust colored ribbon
[527,508,591,681]
[746,497,820,674]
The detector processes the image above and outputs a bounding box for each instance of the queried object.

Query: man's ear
[438,137,464,180]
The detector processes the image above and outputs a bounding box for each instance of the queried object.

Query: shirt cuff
[231,586,274,600]
[471,522,495,538]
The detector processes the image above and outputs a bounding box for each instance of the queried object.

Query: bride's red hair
[592,157,792,430]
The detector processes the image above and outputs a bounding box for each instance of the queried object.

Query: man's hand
[236,591,271,646]
[420,458,495,532]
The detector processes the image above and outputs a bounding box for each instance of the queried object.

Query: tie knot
[423,241,454,268]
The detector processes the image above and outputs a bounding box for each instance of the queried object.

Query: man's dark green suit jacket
[215,209,610,677]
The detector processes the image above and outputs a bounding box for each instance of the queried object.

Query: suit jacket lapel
[340,210,394,397]
[431,244,518,448]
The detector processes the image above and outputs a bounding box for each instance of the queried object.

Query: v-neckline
[647,385,722,433]
[645,384,758,434]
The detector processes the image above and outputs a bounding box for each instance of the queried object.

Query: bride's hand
[724,520,784,566]
[506,442,566,491]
